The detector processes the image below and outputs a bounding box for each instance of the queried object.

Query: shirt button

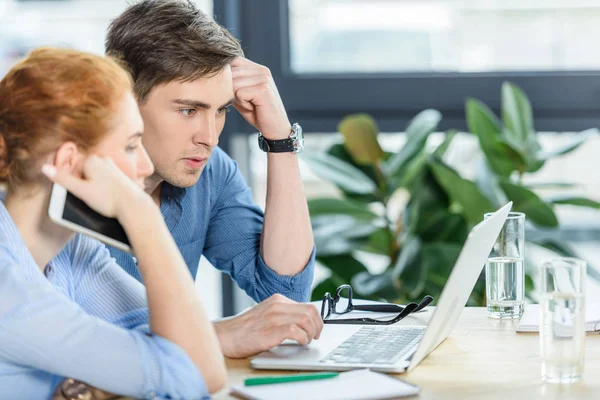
[132,256,138,265]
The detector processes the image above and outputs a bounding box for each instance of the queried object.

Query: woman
[0,47,226,399]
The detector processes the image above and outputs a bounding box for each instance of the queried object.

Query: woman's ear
[53,142,85,175]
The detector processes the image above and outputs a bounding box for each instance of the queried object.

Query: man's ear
[53,142,85,175]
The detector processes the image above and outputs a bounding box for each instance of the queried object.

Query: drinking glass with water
[540,258,586,384]
[484,212,525,319]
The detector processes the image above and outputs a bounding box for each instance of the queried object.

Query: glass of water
[539,258,586,384]
[484,212,525,319]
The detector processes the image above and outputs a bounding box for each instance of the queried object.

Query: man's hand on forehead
[231,57,292,140]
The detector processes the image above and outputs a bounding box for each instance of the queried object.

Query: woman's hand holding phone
[42,156,150,221]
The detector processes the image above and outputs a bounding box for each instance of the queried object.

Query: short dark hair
[106,0,243,102]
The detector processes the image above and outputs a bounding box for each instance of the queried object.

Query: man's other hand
[214,294,324,359]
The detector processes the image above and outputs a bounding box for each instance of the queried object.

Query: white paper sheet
[516,302,600,333]
[231,369,420,400]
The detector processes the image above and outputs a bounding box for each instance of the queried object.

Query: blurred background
[3,0,600,318]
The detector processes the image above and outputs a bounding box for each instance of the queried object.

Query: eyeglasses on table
[320,284,433,325]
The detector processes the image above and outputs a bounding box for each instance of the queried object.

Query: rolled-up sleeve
[254,247,316,302]
[133,333,210,399]
[203,151,315,302]
[0,260,210,399]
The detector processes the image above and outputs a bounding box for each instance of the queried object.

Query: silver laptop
[251,202,512,373]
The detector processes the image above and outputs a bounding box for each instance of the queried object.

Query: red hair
[0,47,133,186]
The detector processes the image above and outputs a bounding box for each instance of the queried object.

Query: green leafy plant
[303,82,600,305]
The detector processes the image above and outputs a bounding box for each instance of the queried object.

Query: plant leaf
[499,182,558,228]
[360,227,394,256]
[391,236,422,279]
[418,211,469,244]
[403,169,451,235]
[317,255,369,284]
[548,196,600,210]
[423,242,463,276]
[327,143,382,203]
[312,215,378,241]
[401,242,462,299]
[502,82,533,145]
[531,239,577,257]
[430,159,494,226]
[524,182,578,189]
[412,242,463,300]
[394,130,457,193]
[394,148,429,188]
[500,82,543,172]
[538,128,599,160]
[466,98,524,177]
[338,113,385,165]
[398,256,428,300]
[301,152,377,195]
[312,215,375,256]
[312,237,354,257]
[433,130,457,159]
[311,277,344,302]
[530,239,600,281]
[385,109,441,174]
[467,275,486,306]
[308,198,379,221]
[475,158,509,208]
[524,156,545,174]
[351,270,397,298]
[525,274,535,295]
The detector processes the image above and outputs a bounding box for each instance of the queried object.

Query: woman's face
[91,92,154,188]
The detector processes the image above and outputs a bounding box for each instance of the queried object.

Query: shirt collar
[0,198,28,248]
[160,181,188,204]
[0,197,45,278]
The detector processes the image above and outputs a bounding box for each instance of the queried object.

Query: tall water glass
[484,212,525,319]
[540,258,586,384]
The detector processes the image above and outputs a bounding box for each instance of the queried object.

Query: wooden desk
[215,307,600,400]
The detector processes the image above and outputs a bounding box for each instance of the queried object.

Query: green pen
[244,372,340,386]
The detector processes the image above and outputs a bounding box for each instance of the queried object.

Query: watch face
[291,123,304,153]
[292,136,304,153]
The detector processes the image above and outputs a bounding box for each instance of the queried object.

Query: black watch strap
[258,136,295,153]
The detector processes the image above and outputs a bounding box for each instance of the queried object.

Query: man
[104,0,323,359]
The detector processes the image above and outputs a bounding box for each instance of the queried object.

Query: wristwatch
[258,123,304,153]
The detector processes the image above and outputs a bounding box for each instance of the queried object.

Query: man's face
[138,66,234,188]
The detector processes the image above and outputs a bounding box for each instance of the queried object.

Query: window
[289,0,600,74]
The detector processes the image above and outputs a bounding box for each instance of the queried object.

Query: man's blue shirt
[108,146,315,302]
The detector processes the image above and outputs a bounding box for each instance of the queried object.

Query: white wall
[0,0,213,74]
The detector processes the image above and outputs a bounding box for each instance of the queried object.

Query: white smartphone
[48,183,132,253]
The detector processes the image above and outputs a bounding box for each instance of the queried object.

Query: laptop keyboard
[320,326,425,365]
